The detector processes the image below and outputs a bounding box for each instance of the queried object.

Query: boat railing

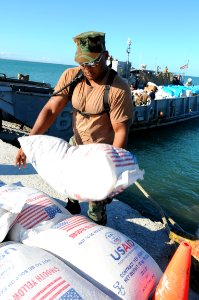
[132,95,199,128]
[0,73,6,79]
[0,73,52,89]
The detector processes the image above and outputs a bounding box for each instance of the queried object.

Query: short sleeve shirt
[54,67,133,145]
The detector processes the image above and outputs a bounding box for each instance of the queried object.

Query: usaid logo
[105,232,121,244]
[110,239,135,261]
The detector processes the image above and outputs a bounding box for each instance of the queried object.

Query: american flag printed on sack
[97,144,140,198]
[15,193,63,229]
[53,216,93,232]
[31,276,82,300]
[98,144,136,169]
[59,288,83,299]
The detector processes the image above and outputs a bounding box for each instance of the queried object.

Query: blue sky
[1,0,199,76]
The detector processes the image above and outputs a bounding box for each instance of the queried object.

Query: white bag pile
[3,182,161,299]
[0,242,111,299]
[4,184,71,242]
[9,212,162,299]
[19,135,144,201]
[0,184,27,242]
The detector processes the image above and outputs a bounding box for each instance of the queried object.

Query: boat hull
[0,84,73,141]
[131,95,199,131]
[1,80,199,139]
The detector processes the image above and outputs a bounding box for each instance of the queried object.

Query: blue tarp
[162,85,199,97]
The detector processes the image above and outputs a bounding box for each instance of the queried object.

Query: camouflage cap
[73,31,106,64]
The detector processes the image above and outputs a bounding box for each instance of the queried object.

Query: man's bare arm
[29,95,68,135]
[15,94,69,168]
[112,121,130,149]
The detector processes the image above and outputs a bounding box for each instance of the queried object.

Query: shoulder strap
[103,69,117,112]
[52,69,84,97]
[68,69,84,99]
[72,68,117,118]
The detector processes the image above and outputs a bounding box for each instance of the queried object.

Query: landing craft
[1,68,199,140]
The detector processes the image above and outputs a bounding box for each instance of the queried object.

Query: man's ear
[104,50,109,59]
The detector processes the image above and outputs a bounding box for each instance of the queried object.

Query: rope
[134,181,170,234]
[134,181,196,239]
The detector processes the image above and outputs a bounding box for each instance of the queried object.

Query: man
[185,78,192,86]
[16,31,133,225]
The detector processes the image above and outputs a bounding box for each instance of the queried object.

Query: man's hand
[15,148,27,169]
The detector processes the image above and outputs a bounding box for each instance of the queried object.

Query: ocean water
[0,58,71,86]
[1,58,199,234]
[123,121,199,235]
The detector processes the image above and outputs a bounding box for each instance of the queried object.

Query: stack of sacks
[18,135,144,201]
[0,184,27,242]
[2,183,71,242]
[8,212,162,299]
[0,242,111,299]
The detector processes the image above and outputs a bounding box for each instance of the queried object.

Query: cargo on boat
[1,71,199,140]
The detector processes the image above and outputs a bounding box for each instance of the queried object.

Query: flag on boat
[180,63,188,69]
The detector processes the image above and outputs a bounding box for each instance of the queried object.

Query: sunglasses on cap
[80,54,103,67]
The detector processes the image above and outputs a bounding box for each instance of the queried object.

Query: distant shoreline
[0,57,76,67]
[1,57,198,78]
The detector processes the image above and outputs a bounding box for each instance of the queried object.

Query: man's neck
[87,66,109,86]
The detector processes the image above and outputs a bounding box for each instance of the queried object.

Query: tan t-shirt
[54,67,133,145]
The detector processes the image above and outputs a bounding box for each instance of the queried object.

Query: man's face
[80,52,108,81]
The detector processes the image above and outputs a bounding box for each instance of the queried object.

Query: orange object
[153,241,192,300]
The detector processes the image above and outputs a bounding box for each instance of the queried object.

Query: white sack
[0,184,27,242]
[19,135,144,201]
[0,242,111,300]
[14,215,162,300]
[6,184,71,242]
